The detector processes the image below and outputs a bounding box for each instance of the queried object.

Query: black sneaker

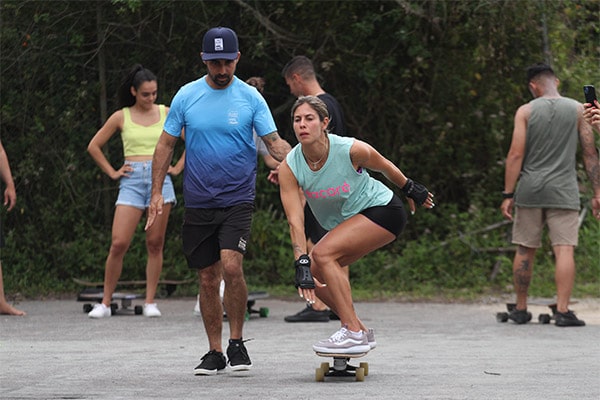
[508,308,532,324]
[227,339,252,371]
[193,350,226,376]
[284,305,330,322]
[555,310,585,327]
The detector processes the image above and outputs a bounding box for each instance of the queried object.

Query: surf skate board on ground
[245,291,269,319]
[314,351,369,382]
[73,277,194,297]
[195,290,270,320]
[225,291,270,320]
[496,300,578,324]
[77,288,144,315]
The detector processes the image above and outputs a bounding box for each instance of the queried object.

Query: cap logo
[214,38,224,51]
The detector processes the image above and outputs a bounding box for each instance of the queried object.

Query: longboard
[496,301,578,324]
[73,277,194,297]
[245,291,269,319]
[77,288,144,315]
[314,351,369,382]
[194,291,270,319]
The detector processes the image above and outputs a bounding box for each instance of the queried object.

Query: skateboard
[245,291,269,319]
[496,300,578,324]
[194,290,270,320]
[73,277,194,297]
[77,288,144,315]
[314,351,369,382]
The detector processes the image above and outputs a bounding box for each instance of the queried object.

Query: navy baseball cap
[202,27,239,61]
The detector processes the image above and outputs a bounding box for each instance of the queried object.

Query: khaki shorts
[512,207,579,248]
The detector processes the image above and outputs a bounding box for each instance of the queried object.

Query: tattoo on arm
[579,119,600,191]
[263,132,280,142]
[263,131,292,162]
[292,243,304,257]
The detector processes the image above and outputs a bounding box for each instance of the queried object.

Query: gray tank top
[515,97,580,210]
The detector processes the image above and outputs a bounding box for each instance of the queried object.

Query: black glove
[401,178,429,205]
[294,254,315,289]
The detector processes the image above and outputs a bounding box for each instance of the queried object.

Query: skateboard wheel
[134,305,143,315]
[259,307,269,318]
[110,303,118,315]
[496,312,509,323]
[355,367,365,381]
[320,362,330,373]
[244,311,250,321]
[360,362,369,376]
[83,303,93,313]
[315,367,325,382]
[538,313,551,324]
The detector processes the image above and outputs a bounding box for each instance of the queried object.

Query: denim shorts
[115,161,176,210]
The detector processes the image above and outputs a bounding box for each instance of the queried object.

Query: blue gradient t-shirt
[164,76,277,208]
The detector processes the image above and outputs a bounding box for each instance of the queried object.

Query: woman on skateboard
[87,64,184,318]
[278,96,435,353]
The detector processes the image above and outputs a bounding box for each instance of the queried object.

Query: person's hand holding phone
[583,85,600,132]
[584,85,597,107]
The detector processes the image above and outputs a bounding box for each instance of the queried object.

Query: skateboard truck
[315,352,369,382]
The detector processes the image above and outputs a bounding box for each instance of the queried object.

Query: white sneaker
[143,303,161,318]
[88,303,111,318]
[194,295,201,316]
[219,280,225,301]
[367,328,377,349]
[312,326,370,354]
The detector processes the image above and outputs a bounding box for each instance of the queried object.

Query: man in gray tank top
[500,63,600,327]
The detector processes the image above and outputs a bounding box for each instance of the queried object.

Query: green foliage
[0,0,598,299]
[244,205,294,288]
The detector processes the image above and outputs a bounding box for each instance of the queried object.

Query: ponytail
[116,64,157,108]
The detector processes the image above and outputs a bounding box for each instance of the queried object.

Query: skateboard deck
[314,351,369,382]
[73,277,194,297]
[496,300,578,324]
[77,288,144,315]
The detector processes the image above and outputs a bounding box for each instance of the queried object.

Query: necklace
[303,139,329,169]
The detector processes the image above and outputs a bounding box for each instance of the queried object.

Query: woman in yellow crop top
[87,64,184,318]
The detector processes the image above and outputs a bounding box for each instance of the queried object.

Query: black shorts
[304,204,328,243]
[359,194,407,236]
[182,203,254,270]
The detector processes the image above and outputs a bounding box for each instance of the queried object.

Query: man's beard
[211,74,232,87]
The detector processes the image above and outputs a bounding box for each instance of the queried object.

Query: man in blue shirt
[147,26,291,375]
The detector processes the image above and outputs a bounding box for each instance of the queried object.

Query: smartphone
[583,85,597,108]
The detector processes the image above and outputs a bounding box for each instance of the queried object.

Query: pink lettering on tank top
[305,181,350,199]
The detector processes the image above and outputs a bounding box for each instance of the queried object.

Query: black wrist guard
[294,254,315,289]
[401,178,429,205]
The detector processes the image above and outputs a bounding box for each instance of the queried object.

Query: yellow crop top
[121,104,166,157]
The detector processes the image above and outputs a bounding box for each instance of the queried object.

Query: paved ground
[1,296,599,400]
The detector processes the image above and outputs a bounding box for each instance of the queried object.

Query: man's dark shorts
[182,203,254,270]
